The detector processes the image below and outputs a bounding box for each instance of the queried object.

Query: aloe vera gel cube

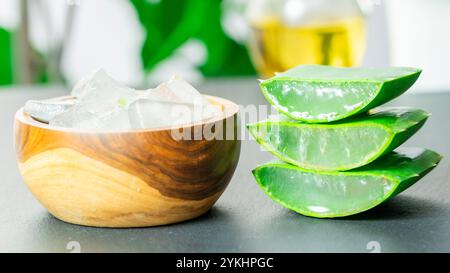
[260,65,422,123]
[247,107,429,171]
[252,148,442,218]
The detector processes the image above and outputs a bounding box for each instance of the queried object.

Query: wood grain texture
[15,96,240,227]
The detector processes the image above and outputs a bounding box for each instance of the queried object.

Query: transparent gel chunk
[130,76,220,129]
[51,69,137,130]
[24,99,76,123]
[48,71,218,131]
[73,69,138,111]
[145,76,218,113]
[129,99,218,129]
[50,105,131,130]
[144,76,205,104]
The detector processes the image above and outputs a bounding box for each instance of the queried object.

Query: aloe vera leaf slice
[247,107,429,171]
[260,65,422,123]
[252,148,442,218]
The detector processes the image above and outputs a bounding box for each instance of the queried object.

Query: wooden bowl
[14,95,240,228]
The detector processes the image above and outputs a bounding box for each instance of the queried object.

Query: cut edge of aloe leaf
[252,166,392,218]
[260,80,379,123]
[247,123,390,171]
[247,107,428,171]
[252,148,442,218]
[260,66,422,123]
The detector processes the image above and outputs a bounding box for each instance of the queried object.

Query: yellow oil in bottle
[248,16,367,78]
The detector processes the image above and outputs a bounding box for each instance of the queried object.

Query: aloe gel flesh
[247,107,429,171]
[260,65,422,123]
[252,148,442,218]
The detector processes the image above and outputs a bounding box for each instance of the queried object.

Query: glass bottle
[246,0,368,77]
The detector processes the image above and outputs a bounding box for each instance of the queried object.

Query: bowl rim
[15,95,240,134]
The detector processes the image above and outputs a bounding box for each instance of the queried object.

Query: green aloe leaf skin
[252,148,442,218]
[247,107,429,171]
[260,65,422,123]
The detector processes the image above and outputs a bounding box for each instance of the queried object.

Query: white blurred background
[0,0,449,91]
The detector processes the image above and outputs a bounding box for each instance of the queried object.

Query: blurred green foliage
[0,27,49,86]
[0,0,255,87]
[0,27,14,85]
[130,0,255,77]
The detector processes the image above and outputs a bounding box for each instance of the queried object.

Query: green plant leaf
[247,107,429,171]
[0,27,14,85]
[129,0,255,77]
[260,65,422,123]
[252,148,442,218]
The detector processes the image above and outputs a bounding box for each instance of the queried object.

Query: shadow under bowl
[14,95,241,228]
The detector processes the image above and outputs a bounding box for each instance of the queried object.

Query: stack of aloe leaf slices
[250,65,442,218]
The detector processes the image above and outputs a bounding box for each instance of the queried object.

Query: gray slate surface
[0,80,449,253]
